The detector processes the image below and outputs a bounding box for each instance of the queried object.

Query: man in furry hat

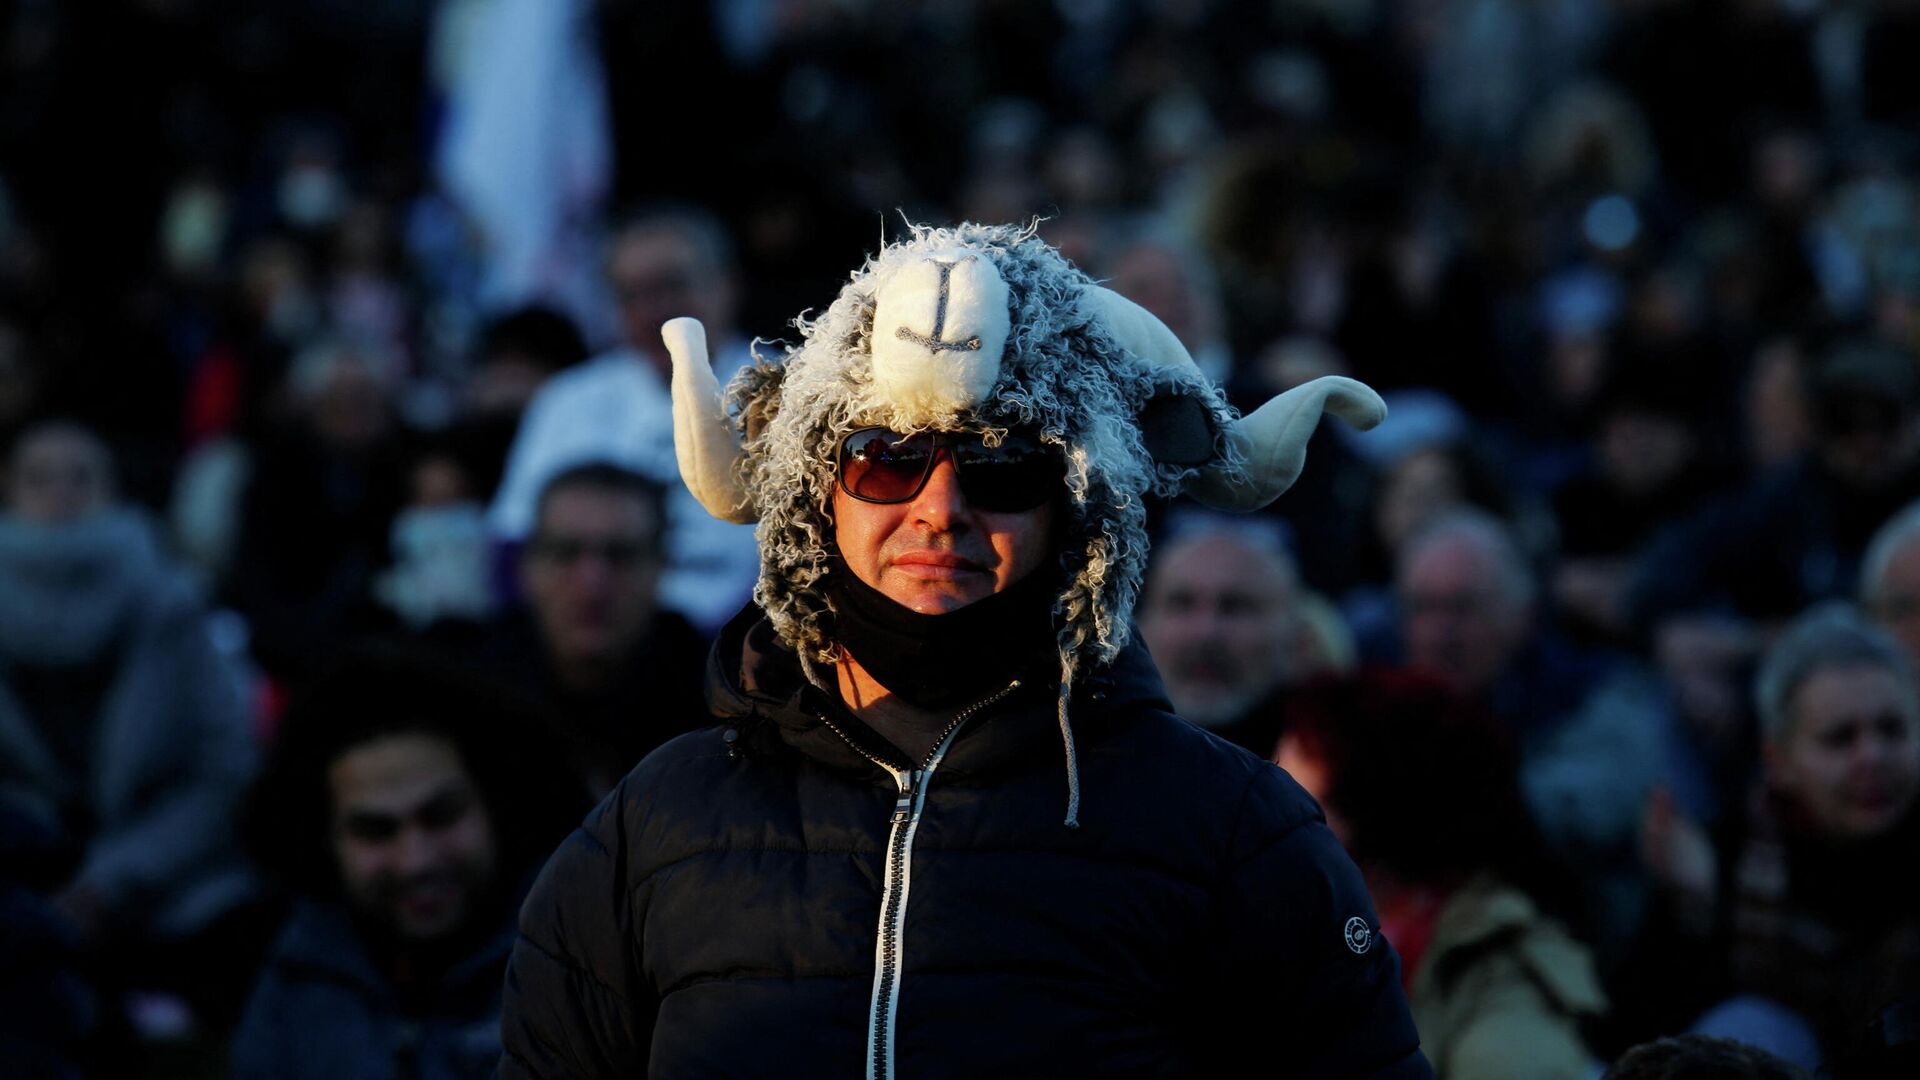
[498,223,1431,1078]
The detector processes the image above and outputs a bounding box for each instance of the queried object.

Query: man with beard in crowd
[1137,512,1310,755]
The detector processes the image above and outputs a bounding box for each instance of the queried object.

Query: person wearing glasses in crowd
[471,462,708,798]
[497,223,1432,1077]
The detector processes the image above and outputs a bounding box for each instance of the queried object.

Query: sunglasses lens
[840,429,932,502]
[953,435,1063,512]
[838,428,1062,511]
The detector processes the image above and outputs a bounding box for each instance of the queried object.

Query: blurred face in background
[291,347,394,453]
[1139,531,1300,728]
[1744,339,1811,469]
[329,733,498,943]
[1400,531,1529,696]
[523,483,662,676]
[608,223,735,364]
[5,422,114,523]
[1599,408,1694,498]
[1770,661,1920,842]
[464,349,552,418]
[1107,241,1219,356]
[1817,392,1917,493]
[1375,447,1465,559]
[1870,537,1920,667]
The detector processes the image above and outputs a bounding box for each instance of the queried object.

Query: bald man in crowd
[1396,510,1672,952]
[1138,514,1326,756]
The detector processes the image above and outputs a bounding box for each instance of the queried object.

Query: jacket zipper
[821,679,1020,1080]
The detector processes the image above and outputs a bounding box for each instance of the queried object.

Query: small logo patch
[1343,916,1373,955]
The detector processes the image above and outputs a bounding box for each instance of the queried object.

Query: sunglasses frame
[835,426,1064,513]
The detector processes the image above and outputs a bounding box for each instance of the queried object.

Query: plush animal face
[868,250,1011,425]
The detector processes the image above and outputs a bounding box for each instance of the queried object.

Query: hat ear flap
[1137,387,1217,468]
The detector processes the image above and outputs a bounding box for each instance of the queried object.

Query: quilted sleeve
[1210,766,1434,1079]
[497,788,656,1078]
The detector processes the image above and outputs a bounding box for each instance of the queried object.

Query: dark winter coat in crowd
[226,424,408,680]
[1628,456,1920,630]
[231,897,515,1080]
[461,608,709,798]
[497,609,1430,1078]
[0,795,95,1079]
[1722,789,1920,1066]
[1492,636,1671,959]
[0,508,255,940]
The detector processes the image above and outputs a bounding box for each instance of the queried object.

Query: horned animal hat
[664,222,1382,799]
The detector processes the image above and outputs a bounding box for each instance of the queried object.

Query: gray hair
[1398,507,1536,612]
[1859,499,1920,611]
[1754,603,1918,743]
[1153,507,1299,589]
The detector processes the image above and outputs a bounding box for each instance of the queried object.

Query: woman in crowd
[1651,605,1920,1071]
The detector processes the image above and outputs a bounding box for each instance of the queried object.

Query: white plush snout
[869,250,1010,424]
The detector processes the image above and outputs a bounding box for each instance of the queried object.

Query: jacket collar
[705,603,1173,781]
[265,897,519,1001]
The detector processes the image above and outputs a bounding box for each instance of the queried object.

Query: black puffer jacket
[499,610,1430,1078]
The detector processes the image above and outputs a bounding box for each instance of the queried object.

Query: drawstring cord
[817,639,1085,829]
[1055,661,1081,828]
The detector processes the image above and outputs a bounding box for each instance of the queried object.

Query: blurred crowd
[4,0,1920,1076]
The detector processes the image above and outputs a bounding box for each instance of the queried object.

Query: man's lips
[889,550,987,580]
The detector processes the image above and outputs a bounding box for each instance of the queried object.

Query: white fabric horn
[1080,285,1201,380]
[1184,376,1386,511]
[1079,285,1386,512]
[664,317,756,524]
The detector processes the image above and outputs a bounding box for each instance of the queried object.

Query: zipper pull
[890,769,922,823]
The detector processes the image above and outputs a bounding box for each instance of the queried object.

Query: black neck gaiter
[820,560,1061,710]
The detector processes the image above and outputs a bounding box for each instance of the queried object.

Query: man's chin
[882,582,994,615]
[391,900,468,942]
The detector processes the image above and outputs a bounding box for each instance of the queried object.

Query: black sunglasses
[837,427,1064,513]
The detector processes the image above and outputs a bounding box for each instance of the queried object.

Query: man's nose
[567,549,617,591]
[910,453,969,528]
[392,825,439,877]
